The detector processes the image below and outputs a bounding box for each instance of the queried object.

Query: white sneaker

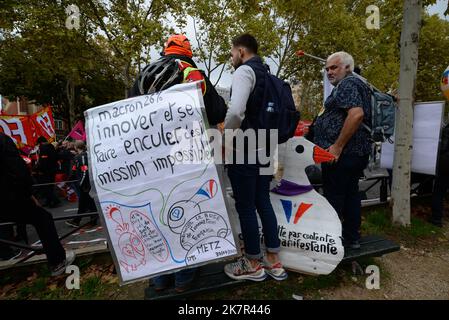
[262,257,288,281]
[224,256,267,281]
[50,250,76,276]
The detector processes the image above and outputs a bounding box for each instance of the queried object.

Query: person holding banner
[128,34,227,293]
[312,52,372,249]
[0,133,75,276]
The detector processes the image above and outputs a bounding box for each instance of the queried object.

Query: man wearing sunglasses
[312,52,372,249]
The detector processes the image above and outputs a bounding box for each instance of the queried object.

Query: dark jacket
[36,142,58,176]
[57,148,75,176]
[70,151,91,192]
[128,54,227,125]
[235,56,271,169]
[0,133,34,205]
[437,123,449,177]
[240,56,268,131]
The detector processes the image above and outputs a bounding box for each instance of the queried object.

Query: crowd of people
[0,133,76,275]
[0,134,97,269]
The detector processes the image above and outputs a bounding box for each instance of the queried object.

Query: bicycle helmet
[137,56,183,94]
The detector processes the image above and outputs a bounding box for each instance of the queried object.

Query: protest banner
[67,120,86,141]
[0,106,56,147]
[30,106,56,142]
[380,101,445,175]
[0,113,37,147]
[85,82,238,284]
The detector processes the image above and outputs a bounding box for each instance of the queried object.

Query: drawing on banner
[85,82,238,284]
[103,203,169,272]
[228,137,344,275]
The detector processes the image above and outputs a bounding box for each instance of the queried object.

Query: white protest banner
[323,70,334,104]
[85,82,238,284]
[380,101,445,175]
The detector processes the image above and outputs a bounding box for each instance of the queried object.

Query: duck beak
[313,146,335,164]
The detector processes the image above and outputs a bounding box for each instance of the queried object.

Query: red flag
[0,114,37,147]
[68,120,86,141]
[30,106,56,142]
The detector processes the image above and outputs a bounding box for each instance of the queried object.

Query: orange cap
[164,34,193,58]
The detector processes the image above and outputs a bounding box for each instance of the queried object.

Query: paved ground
[0,194,108,270]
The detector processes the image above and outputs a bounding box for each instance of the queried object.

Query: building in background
[216,86,231,104]
[0,95,68,140]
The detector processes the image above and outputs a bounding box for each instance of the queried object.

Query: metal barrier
[0,212,99,265]
[31,179,80,187]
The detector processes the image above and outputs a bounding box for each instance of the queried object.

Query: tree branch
[86,0,123,57]
[213,62,227,87]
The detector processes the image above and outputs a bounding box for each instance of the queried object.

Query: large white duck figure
[270,136,344,275]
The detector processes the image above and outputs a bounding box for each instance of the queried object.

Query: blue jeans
[153,268,196,289]
[321,153,369,243]
[227,164,280,259]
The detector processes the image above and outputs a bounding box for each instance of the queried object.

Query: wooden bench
[144,234,400,300]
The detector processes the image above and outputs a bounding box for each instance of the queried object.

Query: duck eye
[295,145,305,154]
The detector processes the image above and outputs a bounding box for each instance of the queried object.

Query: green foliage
[1,0,448,125]
[270,0,404,117]
[0,0,182,124]
[361,209,393,235]
[361,207,442,240]
[184,0,278,85]
[416,14,449,101]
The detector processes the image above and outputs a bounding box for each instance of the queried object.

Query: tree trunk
[66,79,76,128]
[391,0,423,226]
[124,62,130,98]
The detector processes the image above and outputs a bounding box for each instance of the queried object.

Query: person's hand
[327,144,343,162]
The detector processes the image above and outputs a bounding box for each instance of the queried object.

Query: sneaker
[262,257,288,281]
[224,256,267,281]
[50,250,76,276]
[65,219,80,228]
[8,249,23,261]
[0,249,22,261]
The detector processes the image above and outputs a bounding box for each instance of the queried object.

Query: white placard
[228,137,344,275]
[323,70,334,104]
[85,82,238,284]
[380,102,445,175]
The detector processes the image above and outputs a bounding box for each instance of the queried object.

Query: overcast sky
[428,0,448,19]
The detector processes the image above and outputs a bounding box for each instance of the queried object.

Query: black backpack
[253,70,300,144]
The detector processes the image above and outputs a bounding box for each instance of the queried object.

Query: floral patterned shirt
[313,74,372,156]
